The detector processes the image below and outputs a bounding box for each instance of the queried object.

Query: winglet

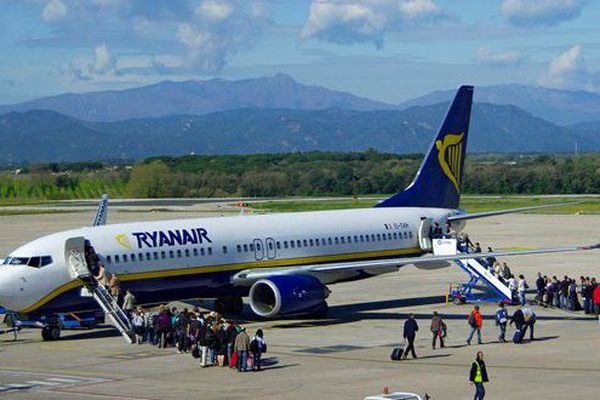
[92,194,109,226]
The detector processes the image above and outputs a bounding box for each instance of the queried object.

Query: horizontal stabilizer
[447,202,577,222]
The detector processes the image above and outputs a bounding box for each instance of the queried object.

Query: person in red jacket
[467,305,483,345]
[593,284,600,317]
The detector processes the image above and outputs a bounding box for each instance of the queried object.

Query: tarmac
[1,203,599,399]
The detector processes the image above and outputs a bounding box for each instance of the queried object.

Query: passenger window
[284,241,289,249]
[328,238,332,245]
[354,235,358,242]
[193,248,198,257]
[139,253,144,261]
[382,234,386,241]
[115,255,120,263]
[185,249,190,257]
[176,250,182,258]
[360,235,364,242]
[268,242,273,250]
[256,242,262,251]
[290,241,295,248]
[404,232,408,239]
[169,251,174,259]
[161,251,166,259]
[146,252,151,260]
[153,251,158,260]
[106,255,112,264]
[315,238,320,246]
[376,234,381,241]
[223,246,228,254]
[208,247,213,255]
[243,244,248,252]
[387,233,392,240]
[201,248,205,256]
[371,234,376,241]
[409,231,413,238]
[365,235,370,242]
[276,241,281,249]
[237,245,242,253]
[335,237,339,244]
[131,254,136,262]
[297,240,302,248]
[347,236,352,243]
[123,254,128,262]
[249,243,254,251]
[303,239,308,247]
[309,239,314,247]
[393,232,398,239]
[340,237,345,244]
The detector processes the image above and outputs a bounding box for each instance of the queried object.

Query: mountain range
[0,74,391,122]
[1,103,597,164]
[1,74,600,164]
[400,84,600,126]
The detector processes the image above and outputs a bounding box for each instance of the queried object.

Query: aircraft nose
[0,271,17,310]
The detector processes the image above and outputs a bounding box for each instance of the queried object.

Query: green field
[249,196,600,214]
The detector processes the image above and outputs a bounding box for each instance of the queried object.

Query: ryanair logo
[435,132,464,192]
[114,233,133,250]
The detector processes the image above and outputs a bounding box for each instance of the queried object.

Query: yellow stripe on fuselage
[20,246,422,314]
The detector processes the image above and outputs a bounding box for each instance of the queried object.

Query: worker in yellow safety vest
[469,351,489,399]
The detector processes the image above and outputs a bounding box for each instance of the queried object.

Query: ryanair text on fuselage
[132,228,212,249]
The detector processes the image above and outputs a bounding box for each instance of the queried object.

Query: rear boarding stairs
[431,238,513,304]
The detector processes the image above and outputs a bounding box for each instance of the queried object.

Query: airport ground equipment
[66,236,133,343]
[433,238,512,304]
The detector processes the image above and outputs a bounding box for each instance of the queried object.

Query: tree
[127,161,173,198]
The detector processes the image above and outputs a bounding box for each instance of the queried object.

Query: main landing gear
[214,296,244,316]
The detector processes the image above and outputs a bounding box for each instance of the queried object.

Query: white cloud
[475,47,521,67]
[176,0,271,73]
[43,0,68,21]
[538,45,600,92]
[195,0,234,21]
[501,0,586,26]
[70,43,117,80]
[301,0,443,48]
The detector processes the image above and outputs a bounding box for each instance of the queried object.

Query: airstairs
[433,238,513,303]
[65,237,133,343]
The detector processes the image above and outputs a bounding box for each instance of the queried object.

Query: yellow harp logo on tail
[114,233,133,250]
[435,132,464,192]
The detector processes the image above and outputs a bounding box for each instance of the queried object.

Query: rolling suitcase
[390,340,406,360]
[513,329,523,344]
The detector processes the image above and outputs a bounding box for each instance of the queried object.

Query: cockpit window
[2,256,52,267]
[9,257,29,265]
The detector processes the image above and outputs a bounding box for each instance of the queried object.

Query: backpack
[468,312,476,327]
[495,309,507,325]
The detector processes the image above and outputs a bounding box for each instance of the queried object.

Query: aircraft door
[65,236,90,280]
[253,239,264,261]
[265,237,277,259]
[418,218,433,252]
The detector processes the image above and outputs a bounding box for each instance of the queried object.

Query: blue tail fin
[376,85,474,209]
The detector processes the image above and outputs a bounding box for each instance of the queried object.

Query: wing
[232,241,600,285]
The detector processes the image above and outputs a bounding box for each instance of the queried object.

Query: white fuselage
[0,206,456,315]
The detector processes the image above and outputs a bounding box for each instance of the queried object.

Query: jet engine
[248,275,328,318]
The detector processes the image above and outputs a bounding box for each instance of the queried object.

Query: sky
[1,0,599,104]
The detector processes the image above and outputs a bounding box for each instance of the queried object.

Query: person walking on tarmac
[494,302,509,343]
[403,314,419,359]
[430,311,445,349]
[469,351,489,400]
[467,305,483,345]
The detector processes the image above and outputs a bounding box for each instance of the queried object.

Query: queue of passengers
[534,273,600,314]
[129,305,267,372]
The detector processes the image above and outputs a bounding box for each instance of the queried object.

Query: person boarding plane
[0,85,597,341]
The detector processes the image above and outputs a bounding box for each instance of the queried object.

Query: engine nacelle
[248,275,327,318]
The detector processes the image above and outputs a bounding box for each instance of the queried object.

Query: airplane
[1,85,597,341]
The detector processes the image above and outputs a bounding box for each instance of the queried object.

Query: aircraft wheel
[41,325,61,341]
[310,301,329,319]
[215,296,244,316]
